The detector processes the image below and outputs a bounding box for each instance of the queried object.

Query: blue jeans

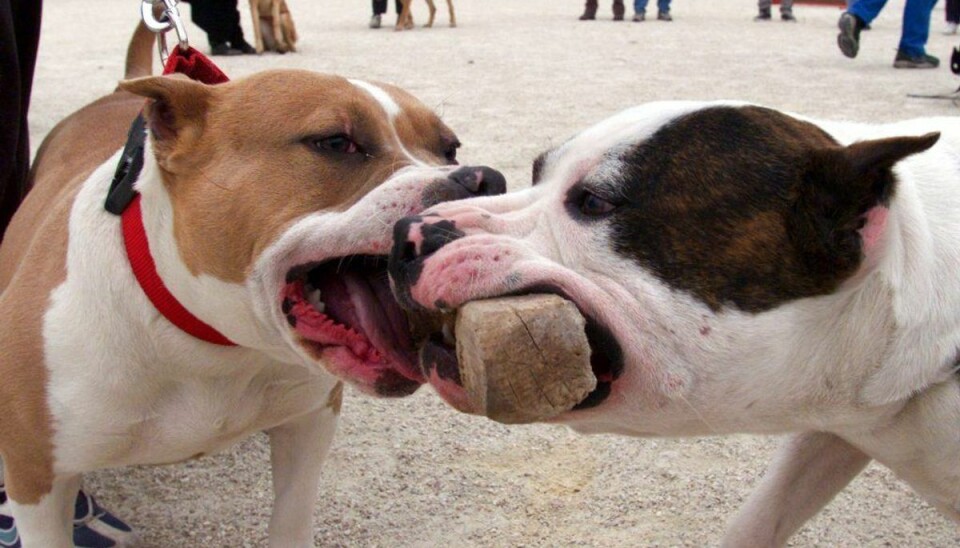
[848,0,939,56]
[634,0,670,13]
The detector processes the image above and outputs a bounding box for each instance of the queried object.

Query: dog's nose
[389,215,465,309]
[421,165,507,207]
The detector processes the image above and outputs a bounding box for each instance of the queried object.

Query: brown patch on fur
[118,71,458,284]
[0,90,146,503]
[326,381,344,415]
[607,106,936,312]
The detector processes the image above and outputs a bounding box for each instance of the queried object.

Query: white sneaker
[369,14,382,29]
[944,22,958,35]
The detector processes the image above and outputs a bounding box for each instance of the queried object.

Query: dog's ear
[788,132,940,279]
[118,75,213,171]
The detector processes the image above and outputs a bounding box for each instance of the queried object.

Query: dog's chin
[415,285,625,417]
[280,255,426,397]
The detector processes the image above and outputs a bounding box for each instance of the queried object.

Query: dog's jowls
[0,22,505,547]
[389,101,960,545]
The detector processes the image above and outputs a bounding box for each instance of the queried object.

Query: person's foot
[657,11,672,21]
[211,43,242,56]
[893,50,940,69]
[632,11,645,22]
[944,22,958,35]
[0,485,136,548]
[837,12,863,58]
[612,0,625,20]
[0,485,19,548]
[754,9,771,21]
[781,12,796,22]
[370,13,382,28]
[72,490,137,547]
[231,40,258,55]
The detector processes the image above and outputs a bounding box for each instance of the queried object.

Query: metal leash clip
[140,0,189,64]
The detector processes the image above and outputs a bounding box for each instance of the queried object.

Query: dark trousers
[948,0,960,23]
[187,0,245,47]
[372,0,403,15]
[0,0,42,243]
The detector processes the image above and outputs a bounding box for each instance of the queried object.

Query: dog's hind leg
[280,1,297,52]
[445,0,456,27]
[721,432,870,548]
[271,0,288,53]
[5,469,79,548]
[265,389,340,547]
[425,0,437,27]
[249,0,265,53]
[396,0,414,30]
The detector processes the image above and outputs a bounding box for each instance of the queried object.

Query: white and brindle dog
[389,101,960,544]
[0,24,504,547]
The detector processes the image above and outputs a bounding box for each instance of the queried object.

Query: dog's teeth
[307,288,325,313]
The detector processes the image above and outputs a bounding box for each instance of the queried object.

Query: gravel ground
[27,0,960,545]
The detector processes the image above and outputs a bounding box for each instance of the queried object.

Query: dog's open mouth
[419,289,624,414]
[282,255,426,396]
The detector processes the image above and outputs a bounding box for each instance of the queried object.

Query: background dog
[250,0,298,53]
[390,101,960,545]
[0,22,503,546]
[397,0,456,30]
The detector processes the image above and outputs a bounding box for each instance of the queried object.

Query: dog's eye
[306,134,361,155]
[444,141,460,165]
[579,191,617,216]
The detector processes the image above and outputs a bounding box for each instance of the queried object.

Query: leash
[104,1,235,346]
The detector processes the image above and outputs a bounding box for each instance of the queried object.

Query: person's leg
[897,0,938,57]
[757,0,772,16]
[847,0,889,25]
[612,0,625,20]
[0,0,41,244]
[658,0,670,14]
[580,0,598,20]
[372,0,386,14]
[633,0,648,14]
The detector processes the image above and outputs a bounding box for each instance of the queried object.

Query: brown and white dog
[250,0,297,53]
[396,0,456,30]
[0,24,503,546]
[389,101,960,544]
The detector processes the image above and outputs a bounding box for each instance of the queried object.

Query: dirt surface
[28,0,960,545]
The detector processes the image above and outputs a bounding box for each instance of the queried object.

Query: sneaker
[0,486,20,548]
[781,12,797,22]
[944,22,958,35]
[754,9,771,21]
[632,11,645,21]
[210,43,242,56]
[369,14,382,28]
[657,11,672,21]
[72,490,136,548]
[837,12,863,58]
[0,484,136,548]
[893,50,940,69]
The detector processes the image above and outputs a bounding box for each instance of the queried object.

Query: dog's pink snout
[389,165,506,310]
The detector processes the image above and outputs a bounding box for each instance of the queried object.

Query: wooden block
[455,294,595,424]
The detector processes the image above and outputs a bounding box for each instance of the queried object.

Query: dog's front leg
[265,398,340,547]
[721,432,870,547]
[5,469,79,548]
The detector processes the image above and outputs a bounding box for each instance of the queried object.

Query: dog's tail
[123,21,156,81]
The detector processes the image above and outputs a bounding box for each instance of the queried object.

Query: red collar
[109,46,236,347]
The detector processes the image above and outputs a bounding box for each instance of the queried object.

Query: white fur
[409,102,960,543]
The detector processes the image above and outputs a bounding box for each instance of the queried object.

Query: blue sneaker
[0,484,135,548]
[72,490,136,547]
[0,486,22,548]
